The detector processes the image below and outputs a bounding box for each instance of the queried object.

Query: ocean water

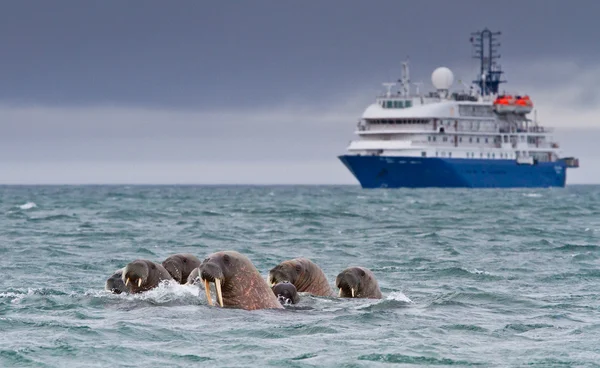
[2,185,600,367]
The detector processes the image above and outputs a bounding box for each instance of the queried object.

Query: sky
[1,0,599,184]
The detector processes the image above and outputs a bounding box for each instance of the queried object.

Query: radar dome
[431,67,454,90]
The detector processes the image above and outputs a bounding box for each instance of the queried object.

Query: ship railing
[528,126,554,133]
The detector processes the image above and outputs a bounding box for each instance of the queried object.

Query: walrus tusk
[338,289,342,297]
[137,279,142,288]
[204,279,213,306]
[351,288,355,298]
[215,278,224,307]
[125,278,130,286]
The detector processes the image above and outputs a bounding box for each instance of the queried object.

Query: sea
[1,185,600,367]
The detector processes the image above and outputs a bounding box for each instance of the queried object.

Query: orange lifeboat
[514,95,533,114]
[493,95,516,114]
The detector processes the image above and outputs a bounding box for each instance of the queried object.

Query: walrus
[198,250,283,310]
[122,259,173,293]
[186,267,204,287]
[268,257,334,297]
[272,282,299,305]
[162,253,201,284]
[335,266,382,299]
[105,268,128,294]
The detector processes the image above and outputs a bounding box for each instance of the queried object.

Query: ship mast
[470,28,505,96]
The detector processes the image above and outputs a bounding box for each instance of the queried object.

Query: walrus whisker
[215,278,224,307]
[204,279,213,306]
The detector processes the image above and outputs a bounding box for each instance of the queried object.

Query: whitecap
[522,193,542,198]
[19,202,37,210]
[386,291,413,303]
[89,281,202,304]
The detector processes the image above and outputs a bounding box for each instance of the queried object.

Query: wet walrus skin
[198,250,283,310]
[122,259,173,293]
[272,282,300,305]
[162,253,201,284]
[105,268,128,294]
[268,257,334,297]
[336,266,382,299]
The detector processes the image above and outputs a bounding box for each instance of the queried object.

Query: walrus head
[336,267,368,298]
[162,257,184,283]
[105,268,127,294]
[199,251,283,310]
[268,259,305,288]
[186,267,202,286]
[122,260,150,292]
[198,251,238,307]
[272,282,299,305]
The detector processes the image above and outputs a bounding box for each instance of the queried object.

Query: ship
[338,28,579,188]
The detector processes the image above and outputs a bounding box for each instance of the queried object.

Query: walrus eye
[359,270,366,277]
[183,259,187,263]
[223,254,230,264]
[295,265,302,273]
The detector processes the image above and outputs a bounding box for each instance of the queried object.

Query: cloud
[0,98,365,184]
[0,59,599,184]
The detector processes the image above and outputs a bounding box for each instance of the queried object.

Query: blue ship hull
[338,155,567,188]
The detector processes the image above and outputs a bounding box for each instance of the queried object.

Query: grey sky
[1,1,599,184]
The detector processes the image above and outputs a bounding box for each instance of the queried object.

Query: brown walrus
[268,257,334,297]
[198,250,283,310]
[162,253,201,284]
[122,259,173,293]
[272,282,300,305]
[335,266,382,299]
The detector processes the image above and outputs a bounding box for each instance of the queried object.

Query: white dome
[431,67,454,90]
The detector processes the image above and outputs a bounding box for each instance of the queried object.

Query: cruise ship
[338,29,579,188]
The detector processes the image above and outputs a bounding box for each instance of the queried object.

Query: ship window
[469,137,472,143]
[428,136,431,141]
[443,137,448,142]
[492,153,495,158]
[480,153,483,158]
[436,151,438,157]
[487,153,490,158]
[386,101,393,108]
[448,152,452,158]
[405,100,412,108]
[476,138,480,143]
[421,151,426,157]
[433,137,436,142]
[459,137,462,142]
[485,138,489,143]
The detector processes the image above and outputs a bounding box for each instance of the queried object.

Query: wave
[18,202,37,210]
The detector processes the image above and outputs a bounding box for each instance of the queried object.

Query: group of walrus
[105,250,383,310]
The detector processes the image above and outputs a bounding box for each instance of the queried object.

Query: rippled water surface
[2,185,600,367]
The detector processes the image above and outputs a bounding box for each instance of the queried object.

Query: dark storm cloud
[0,0,599,183]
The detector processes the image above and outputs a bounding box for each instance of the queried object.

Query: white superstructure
[346,61,561,164]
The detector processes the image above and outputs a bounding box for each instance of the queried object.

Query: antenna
[401,58,410,97]
[382,82,396,97]
[470,28,505,96]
